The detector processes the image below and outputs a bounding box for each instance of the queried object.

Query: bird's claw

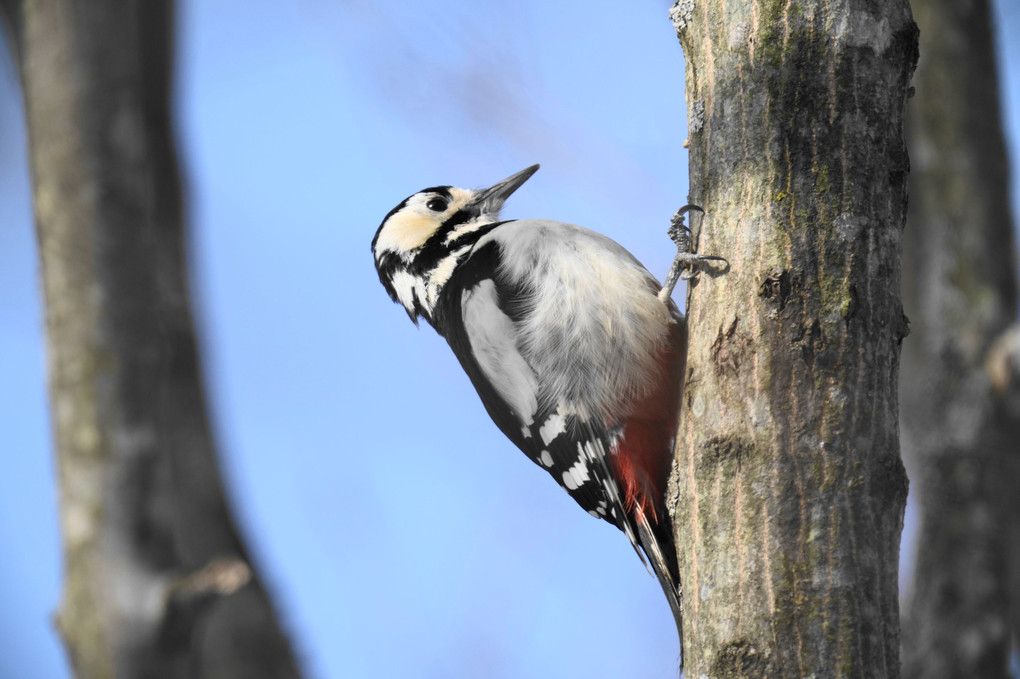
[658,204,728,304]
[667,204,701,251]
[675,252,729,279]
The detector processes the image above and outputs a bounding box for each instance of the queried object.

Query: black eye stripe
[411,220,513,276]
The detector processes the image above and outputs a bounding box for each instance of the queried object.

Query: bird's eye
[426,197,449,212]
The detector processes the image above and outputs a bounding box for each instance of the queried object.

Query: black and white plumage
[371,165,686,661]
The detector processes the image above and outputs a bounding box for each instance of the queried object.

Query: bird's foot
[658,205,728,303]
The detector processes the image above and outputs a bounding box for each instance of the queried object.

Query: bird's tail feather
[633,505,684,671]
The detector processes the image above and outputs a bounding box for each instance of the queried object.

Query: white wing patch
[462,279,539,427]
[561,458,591,490]
[538,411,567,445]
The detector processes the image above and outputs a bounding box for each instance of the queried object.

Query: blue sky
[1,1,1018,678]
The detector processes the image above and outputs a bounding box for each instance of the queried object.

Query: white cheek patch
[375,211,438,257]
[462,279,539,427]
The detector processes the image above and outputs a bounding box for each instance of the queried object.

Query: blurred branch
[986,322,1020,399]
[0,1,19,66]
[986,322,1020,661]
[900,0,1020,676]
[0,1,303,677]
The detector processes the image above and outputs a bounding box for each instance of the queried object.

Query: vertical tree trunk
[0,2,303,677]
[900,0,1020,676]
[668,1,916,676]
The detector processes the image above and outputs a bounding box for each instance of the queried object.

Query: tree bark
[899,0,1020,676]
[0,2,303,677]
[668,1,916,676]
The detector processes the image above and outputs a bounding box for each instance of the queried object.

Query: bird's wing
[432,239,635,536]
[433,233,684,660]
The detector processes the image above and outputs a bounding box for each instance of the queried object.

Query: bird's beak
[470,164,540,218]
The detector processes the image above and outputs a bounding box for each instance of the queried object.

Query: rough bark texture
[0,2,303,677]
[899,0,1020,676]
[668,1,916,676]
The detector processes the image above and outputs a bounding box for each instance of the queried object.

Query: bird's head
[371,164,539,322]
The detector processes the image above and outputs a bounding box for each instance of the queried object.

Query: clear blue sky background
[1,2,1018,678]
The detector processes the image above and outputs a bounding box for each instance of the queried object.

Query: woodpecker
[372,164,704,662]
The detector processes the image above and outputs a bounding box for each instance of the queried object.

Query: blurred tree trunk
[668,1,916,676]
[0,1,303,677]
[899,0,1020,676]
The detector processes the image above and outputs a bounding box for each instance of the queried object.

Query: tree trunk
[668,1,916,676]
[0,2,303,677]
[899,0,1020,676]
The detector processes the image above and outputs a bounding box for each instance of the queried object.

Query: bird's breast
[478,220,679,423]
